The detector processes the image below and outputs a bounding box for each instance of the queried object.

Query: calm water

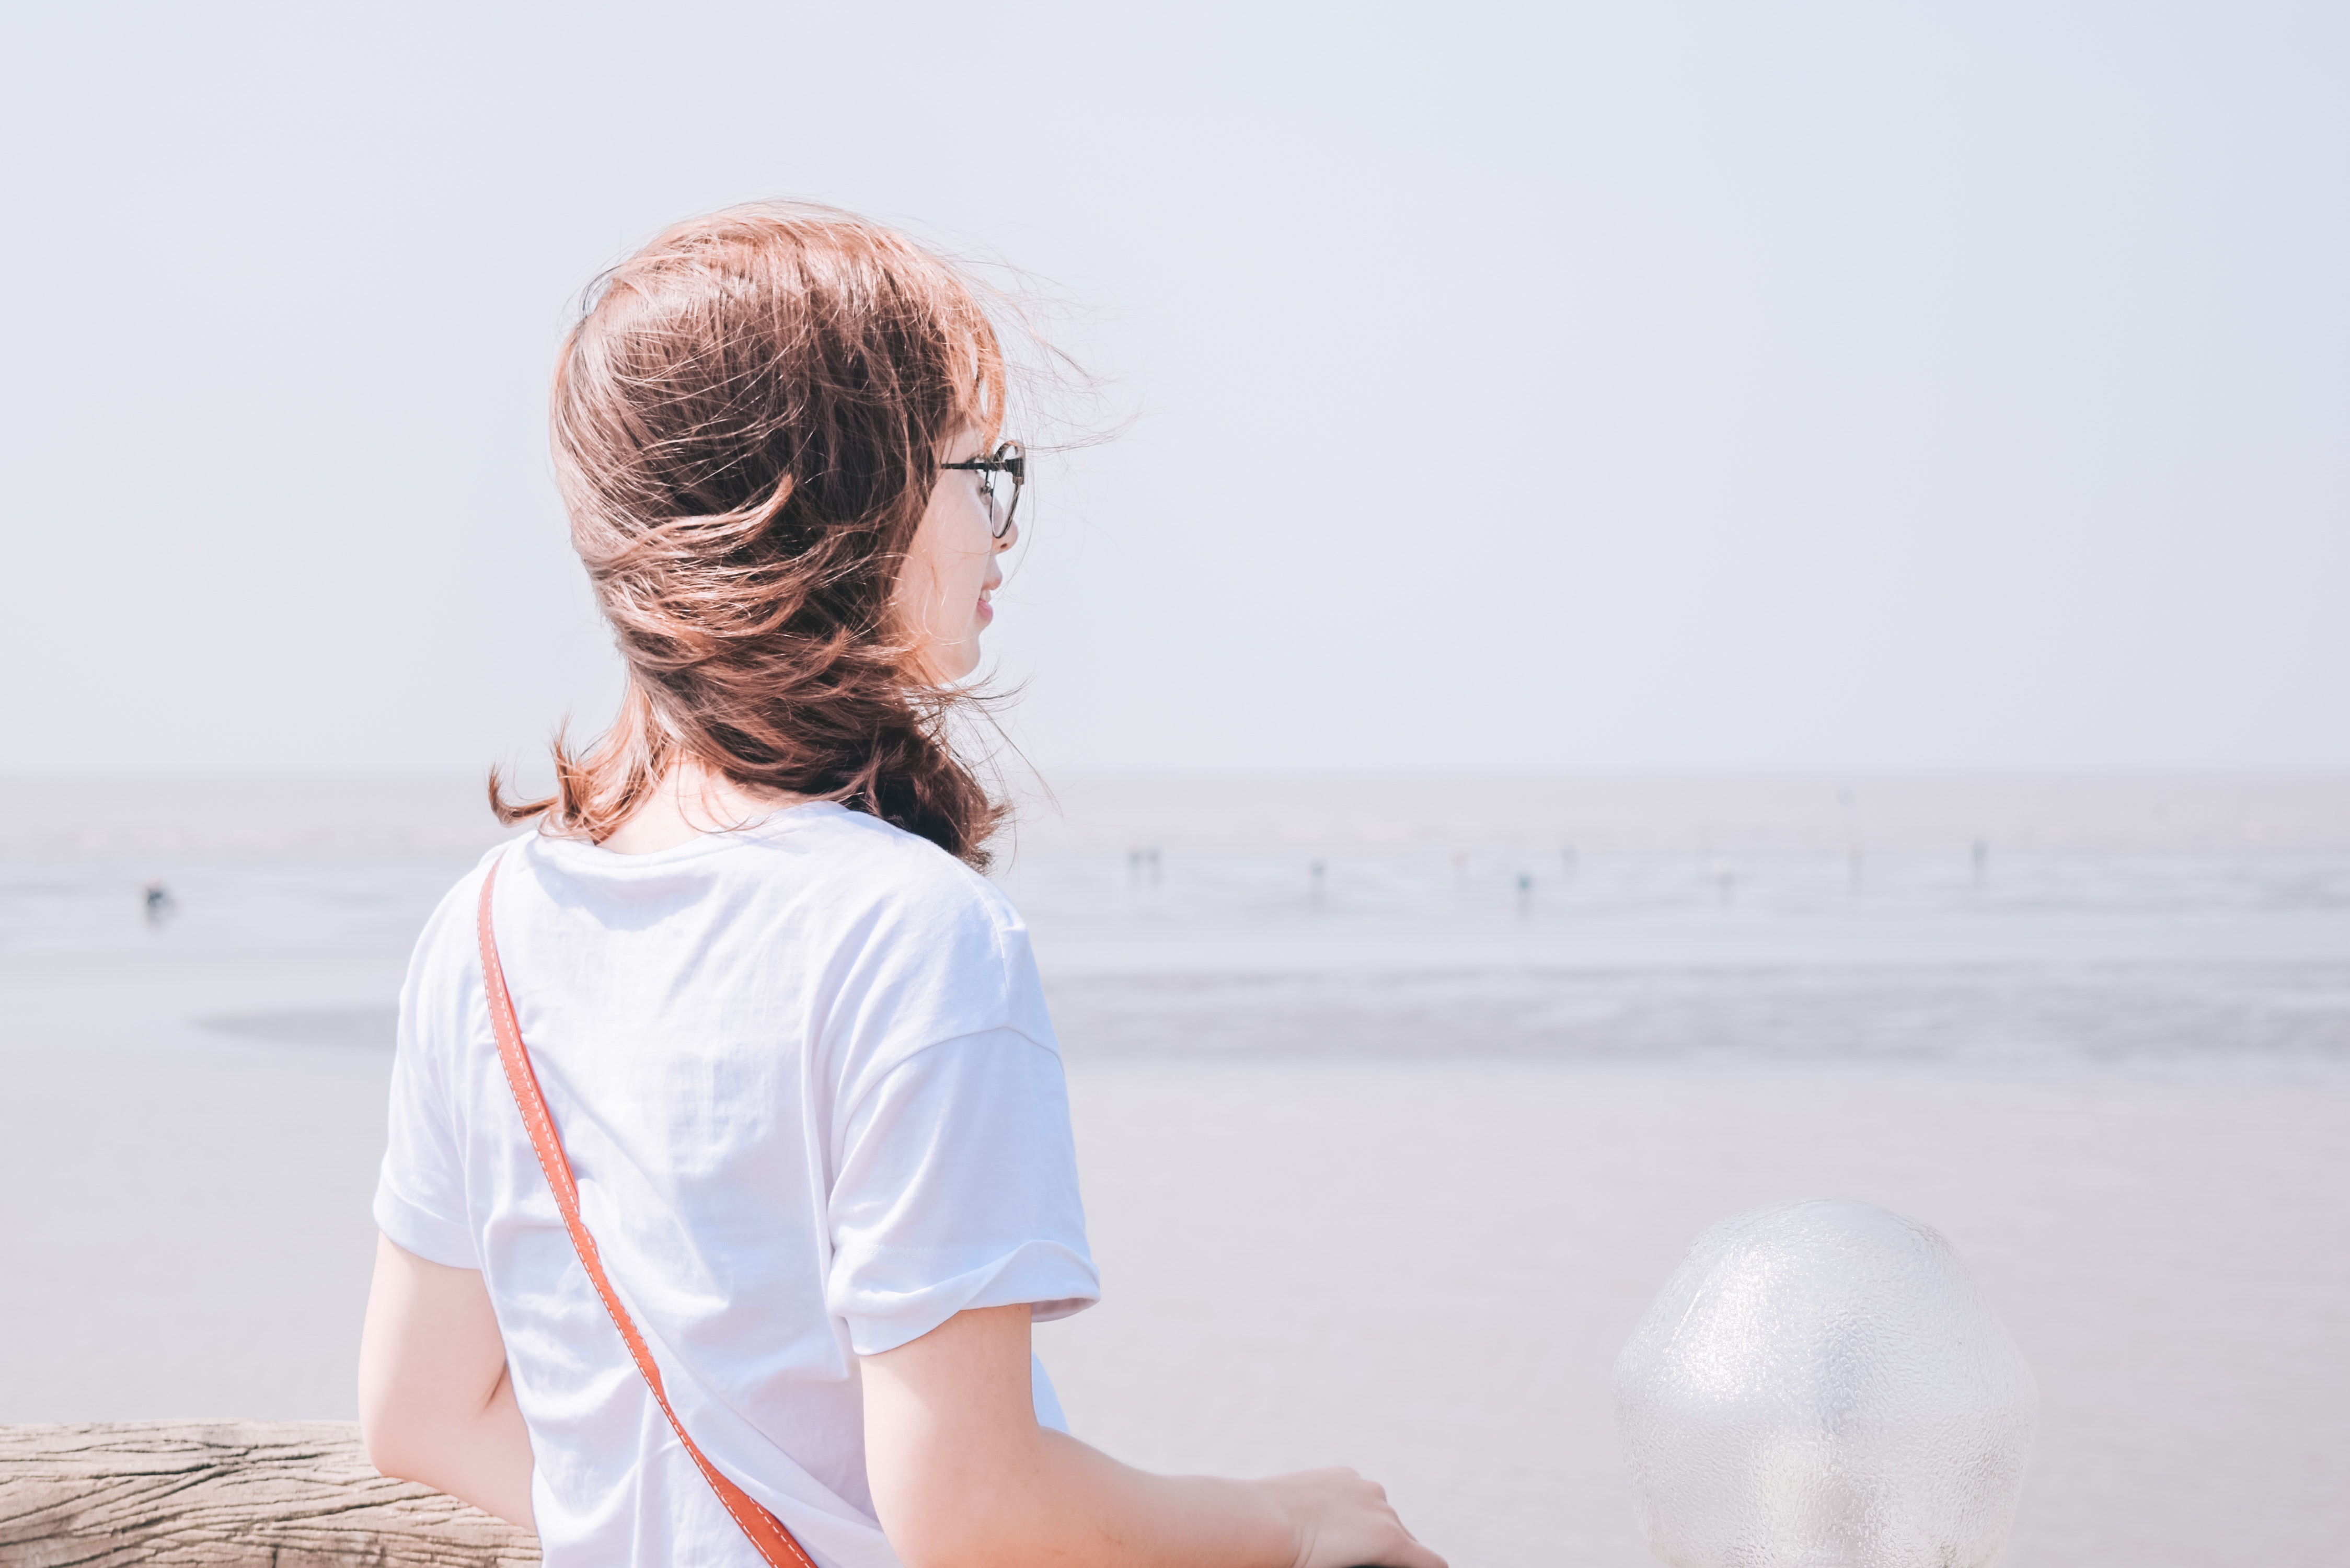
[3,771,2345,1063]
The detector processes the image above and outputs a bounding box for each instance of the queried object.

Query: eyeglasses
[940,441,1025,539]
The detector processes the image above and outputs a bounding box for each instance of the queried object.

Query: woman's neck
[600,764,804,856]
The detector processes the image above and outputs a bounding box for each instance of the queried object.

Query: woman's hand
[1257,1467,1446,1568]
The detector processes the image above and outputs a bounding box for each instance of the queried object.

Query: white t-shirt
[373,802,1099,1568]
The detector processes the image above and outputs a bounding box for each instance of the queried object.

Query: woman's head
[494,201,1018,864]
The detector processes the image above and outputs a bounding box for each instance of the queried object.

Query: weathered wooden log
[0,1420,539,1567]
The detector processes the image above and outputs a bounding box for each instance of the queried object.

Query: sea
[8,771,2348,1062]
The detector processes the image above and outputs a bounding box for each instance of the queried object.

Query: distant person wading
[354,203,1444,1568]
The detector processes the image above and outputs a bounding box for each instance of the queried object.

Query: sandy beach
[3,773,2346,1566]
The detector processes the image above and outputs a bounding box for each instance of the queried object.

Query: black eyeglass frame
[940,441,1026,539]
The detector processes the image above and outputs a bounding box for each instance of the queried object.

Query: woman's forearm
[892,1427,1293,1568]
[863,1306,1438,1568]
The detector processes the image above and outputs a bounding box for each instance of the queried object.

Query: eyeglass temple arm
[940,443,1023,475]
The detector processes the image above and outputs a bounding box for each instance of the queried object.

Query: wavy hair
[490,202,1009,864]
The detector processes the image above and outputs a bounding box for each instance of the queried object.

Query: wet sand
[3,979,2342,1566]
[1049,1057,2350,1568]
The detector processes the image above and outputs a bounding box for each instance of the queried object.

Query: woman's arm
[862,1305,1445,1568]
[356,1232,537,1530]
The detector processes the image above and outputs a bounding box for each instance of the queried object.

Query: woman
[355,203,1444,1568]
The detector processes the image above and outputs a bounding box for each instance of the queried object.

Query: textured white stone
[1615,1200,2037,1568]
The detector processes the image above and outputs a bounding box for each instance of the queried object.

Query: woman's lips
[975,596,994,624]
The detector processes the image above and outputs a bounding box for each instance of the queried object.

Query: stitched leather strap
[478,858,821,1568]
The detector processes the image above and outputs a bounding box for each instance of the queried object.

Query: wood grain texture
[0,1421,539,1567]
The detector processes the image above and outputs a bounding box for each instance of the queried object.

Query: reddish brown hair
[491,202,1010,864]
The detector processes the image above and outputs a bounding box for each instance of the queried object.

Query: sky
[2,0,2344,776]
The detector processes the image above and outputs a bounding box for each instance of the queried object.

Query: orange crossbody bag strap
[476,859,821,1568]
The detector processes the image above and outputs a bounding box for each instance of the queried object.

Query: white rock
[1614,1200,2037,1568]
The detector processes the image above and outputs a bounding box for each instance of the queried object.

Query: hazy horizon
[5,768,2345,860]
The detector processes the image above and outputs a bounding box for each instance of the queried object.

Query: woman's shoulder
[398,835,528,1017]
[780,809,1010,893]
[768,804,1022,929]
[423,807,1028,978]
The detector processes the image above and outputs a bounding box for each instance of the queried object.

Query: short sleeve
[825,1028,1098,1356]
[372,899,482,1269]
